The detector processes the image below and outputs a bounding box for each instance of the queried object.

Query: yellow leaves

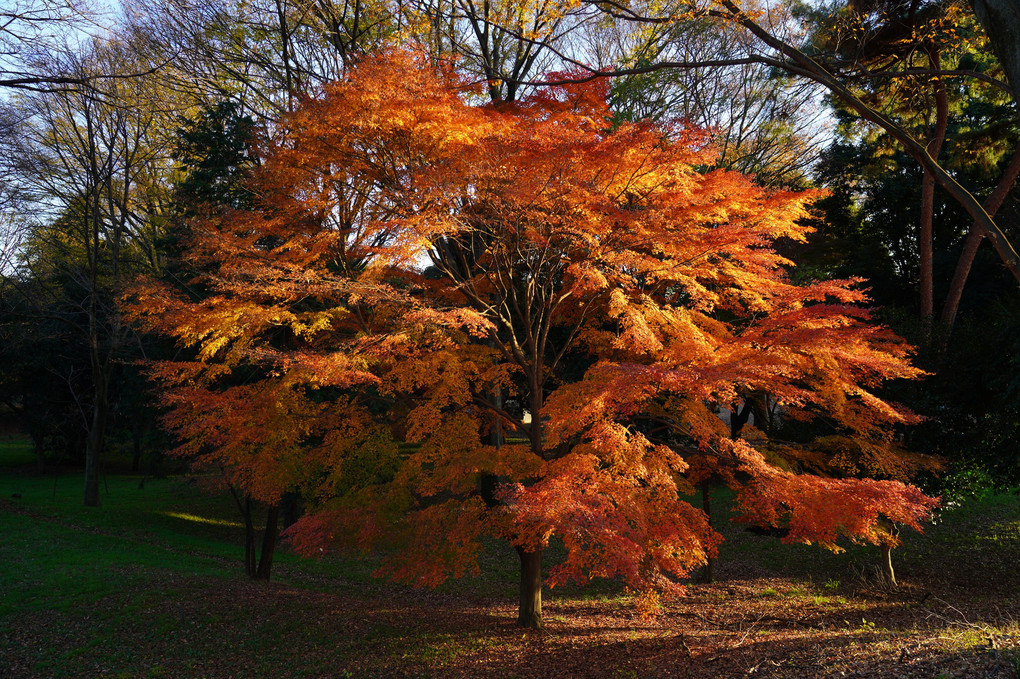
[614,303,665,356]
[128,47,938,603]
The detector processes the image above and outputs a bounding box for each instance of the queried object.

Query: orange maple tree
[129,50,938,627]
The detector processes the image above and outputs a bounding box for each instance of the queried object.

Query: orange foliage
[128,49,938,606]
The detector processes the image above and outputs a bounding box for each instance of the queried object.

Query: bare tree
[587,9,829,187]
[0,0,112,91]
[2,36,176,505]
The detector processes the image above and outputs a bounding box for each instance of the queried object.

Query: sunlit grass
[0,436,34,467]
[158,511,243,528]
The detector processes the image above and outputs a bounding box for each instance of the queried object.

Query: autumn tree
[125,68,409,577]
[132,50,938,627]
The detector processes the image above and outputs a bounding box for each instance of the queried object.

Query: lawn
[1,436,1018,678]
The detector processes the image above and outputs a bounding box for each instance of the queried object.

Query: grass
[0,436,35,467]
[1,435,1019,678]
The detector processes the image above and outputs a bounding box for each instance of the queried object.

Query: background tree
[593,5,828,187]
[575,0,1020,330]
[0,35,178,505]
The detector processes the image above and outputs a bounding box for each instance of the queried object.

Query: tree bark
[940,142,1020,333]
[881,544,897,587]
[131,421,144,473]
[255,505,280,580]
[920,169,936,322]
[919,50,948,331]
[699,482,715,584]
[516,546,543,629]
[32,433,46,474]
[83,375,108,507]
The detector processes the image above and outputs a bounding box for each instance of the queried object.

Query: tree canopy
[127,50,939,628]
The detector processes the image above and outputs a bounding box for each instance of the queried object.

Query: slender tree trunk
[275,0,296,110]
[280,492,301,529]
[919,50,948,335]
[940,227,983,334]
[515,376,545,629]
[83,102,105,508]
[480,379,503,507]
[920,169,936,321]
[516,546,543,629]
[243,497,256,577]
[131,421,144,473]
[83,374,108,507]
[255,505,280,580]
[880,545,897,587]
[32,433,45,474]
[699,482,715,583]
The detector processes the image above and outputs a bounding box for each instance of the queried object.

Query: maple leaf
[128,48,937,627]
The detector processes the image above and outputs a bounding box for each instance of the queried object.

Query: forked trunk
[516,546,543,629]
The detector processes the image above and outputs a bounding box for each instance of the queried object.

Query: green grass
[2,438,1019,678]
[0,436,35,467]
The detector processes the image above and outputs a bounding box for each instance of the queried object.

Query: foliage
[172,99,257,213]
[129,50,939,627]
[805,9,1020,489]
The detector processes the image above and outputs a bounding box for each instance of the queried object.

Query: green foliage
[172,100,257,212]
[805,14,1020,492]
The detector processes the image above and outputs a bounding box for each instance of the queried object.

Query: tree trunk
[280,492,301,529]
[920,168,936,322]
[699,483,715,584]
[940,226,984,336]
[255,505,280,580]
[919,50,948,334]
[32,434,45,474]
[243,497,256,577]
[131,421,144,473]
[971,0,1020,112]
[881,544,897,588]
[83,379,108,507]
[516,546,543,629]
[939,142,1020,334]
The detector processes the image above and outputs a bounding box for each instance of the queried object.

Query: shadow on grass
[5,567,1017,679]
[2,466,1018,679]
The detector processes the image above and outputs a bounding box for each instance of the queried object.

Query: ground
[0,437,1017,678]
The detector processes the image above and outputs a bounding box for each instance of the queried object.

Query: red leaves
[130,49,939,608]
[736,472,939,550]
[502,442,718,595]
